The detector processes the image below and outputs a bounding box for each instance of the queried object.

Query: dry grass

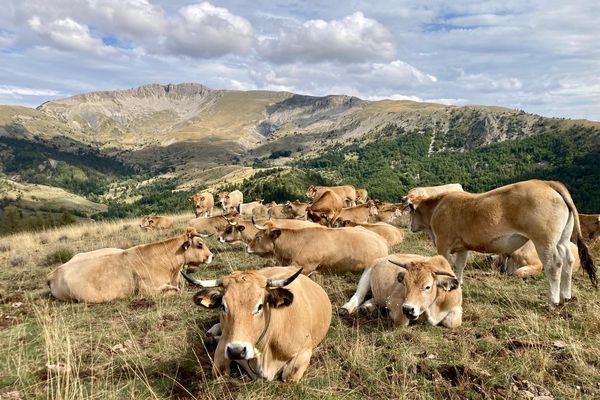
[0,216,599,399]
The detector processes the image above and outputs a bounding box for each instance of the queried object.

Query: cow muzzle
[402,304,420,320]
[206,254,213,264]
[225,342,255,360]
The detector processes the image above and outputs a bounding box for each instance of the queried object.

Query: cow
[579,214,600,241]
[218,190,244,213]
[334,201,379,225]
[239,200,263,216]
[189,192,214,217]
[356,188,369,204]
[306,190,344,227]
[306,185,357,207]
[406,179,597,306]
[283,200,309,219]
[139,215,174,230]
[341,254,462,328]
[247,222,388,274]
[252,202,272,218]
[494,241,582,278]
[182,267,331,382]
[47,227,214,303]
[369,202,406,225]
[339,221,405,246]
[268,204,289,219]
[218,217,324,248]
[402,183,464,203]
[188,212,239,235]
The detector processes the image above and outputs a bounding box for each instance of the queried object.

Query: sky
[1,0,599,120]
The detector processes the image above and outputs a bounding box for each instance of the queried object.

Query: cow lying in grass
[494,241,582,278]
[183,267,331,382]
[139,215,173,230]
[341,254,462,328]
[47,227,213,303]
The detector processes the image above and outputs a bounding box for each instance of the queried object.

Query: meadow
[0,213,599,399]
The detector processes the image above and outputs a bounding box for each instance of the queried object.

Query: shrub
[9,254,26,267]
[45,248,74,266]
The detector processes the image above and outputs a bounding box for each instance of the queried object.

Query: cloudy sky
[1,0,599,120]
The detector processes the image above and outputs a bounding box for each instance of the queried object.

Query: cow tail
[549,181,597,288]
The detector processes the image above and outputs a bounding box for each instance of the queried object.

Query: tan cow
[268,204,289,219]
[306,185,357,207]
[339,221,405,246]
[356,188,369,204]
[494,241,582,278]
[218,217,324,247]
[239,200,263,216]
[47,227,214,303]
[406,179,597,305]
[369,202,406,225]
[183,267,331,382]
[341,254,462,328]
[188,212,239,235]
[189,192,214,217]
[306,190,344,227]
[247,223,388,274]
[335,201,379,225]
[218,190,244,213]
[579,214,600,241]
[283,200,309,219]
[402,183,464,203]
[252,202,272,218]
[139,215,173,230]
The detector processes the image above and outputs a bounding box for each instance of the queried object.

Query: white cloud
[0,85,62,97]
[258,12,396,63]
[459,73,523,91]
[86,0,165,37]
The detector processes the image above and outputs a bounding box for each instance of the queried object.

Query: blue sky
[1,0,599,120]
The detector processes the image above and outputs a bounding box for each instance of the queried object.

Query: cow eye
[424,285,432,291]
[253,303,264,315]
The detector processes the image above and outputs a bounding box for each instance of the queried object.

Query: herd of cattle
[46,180,599,382]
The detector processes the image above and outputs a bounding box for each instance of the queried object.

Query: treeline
[0,205,76,235]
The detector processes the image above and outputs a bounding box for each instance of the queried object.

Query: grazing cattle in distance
[494,241,582,278]
[578,214,600,241]
[406,179,597,306]
[189,192,214,217]
[339,221,405,246]
[252,202,272,218]
[341,254,462,328]
[218,190,244,213]
[183,267,331,382]
[356,188,368,204]
[139,215,173,230]
[335,201,379,225]
[369,202,406,225]
[218,217,324,248]
[283,200,309,219]
[402,183,464,203]
[268,203,289,219]
[306,190,344,227]
[306,185,357,207]
[47,228,214,303]
[188,212,239,235]
[239,200,263,216]
[247,222,388,274]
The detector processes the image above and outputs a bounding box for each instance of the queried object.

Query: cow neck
[126,235,185,272]
[271,229,299,264]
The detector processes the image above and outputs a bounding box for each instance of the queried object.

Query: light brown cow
[339,221,405,246]
[341,254,462,328]
[356,188,369,204]
[183,267,331,382]
[494,241,582,278]
[139,215,173,230]
[369,202,406,225]
[188,212,239,235]
[335,201,379,225]
[189,192,214,217]
[406,179,597,305]
[268,204,289,219]
[239,200,263,216]
[283,200,309,219]
[218,217,324,247]
[47,227,214,303]
[402,183,464,203]
[247,223,388,274]
[579,214,600,241]
[306,190,344,227]
[252,202,272,218]
[306,185,357,207]
[218,190,244,213]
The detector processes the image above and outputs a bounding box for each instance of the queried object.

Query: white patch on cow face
[218,236,225,243]
[206,254,213,264]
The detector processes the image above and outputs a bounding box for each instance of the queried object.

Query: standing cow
[189,192,214,217]
[306,190,344,227]
[218,190,244,213]
[306,185,357,207]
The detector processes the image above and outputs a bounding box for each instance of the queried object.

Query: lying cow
[369,202,405,225]
[494,241,582,278]
[268,203,289,219]
[335,201,379,225]
[239,200,263,216]
[47,227,213,303]
[247,222,388,274]
[356,188,368,204]
[139,215,173,230]
[341,254,462,328]
[579,213,600,241]
[188,212,239,235]
[306,184,357,207]
[218,217,323,247]
[406,179,596,306]
[306,190,344,227]
[339,221,405,246]
[189,192,214,217]
[183,267,331,382]
[283,200,309,219]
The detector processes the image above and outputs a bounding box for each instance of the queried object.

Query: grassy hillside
[0,216,599,399]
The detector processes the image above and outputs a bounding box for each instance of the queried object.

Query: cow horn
[267,268,303,288]
[180,271,223,287]
[388,259,412,270]
[434,270,457,278]
[222,215,237,226]
[194,233,214,238]
[252,216,267,230]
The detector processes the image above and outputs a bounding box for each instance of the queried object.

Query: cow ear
[193,289,223,309]
[397,271,406,283]
[267,288,294,308]
[270,229,282,239]
[434,272,460,291]
[408,202,415,212]
[181,240,191,250]
[237,225,246,232]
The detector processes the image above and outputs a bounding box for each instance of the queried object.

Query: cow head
[139,215,156,230]
[387,256,459,325]
[246,218,280,255]
[190,194,206,216]
[182,227,214,265]
[366,200,379,216]
[217,192,228,206]
[218,216,252,244]
[306,185,318,198]
[187,268,302,360]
